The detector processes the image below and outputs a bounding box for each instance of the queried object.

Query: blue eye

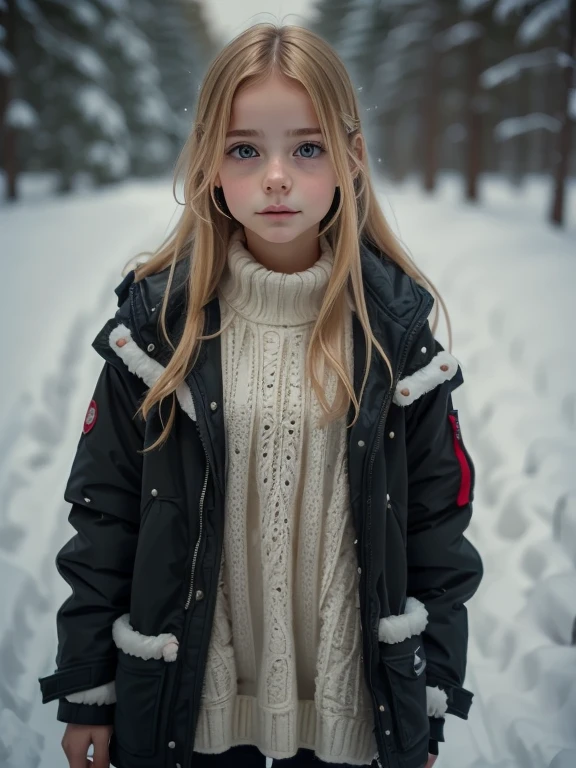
[297,142,325,159]
[226,142,326,160]
[228,144,257,160]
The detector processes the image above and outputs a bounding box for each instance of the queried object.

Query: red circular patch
[83,400,98,434]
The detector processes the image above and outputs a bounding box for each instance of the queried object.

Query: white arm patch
[378,596,429,644]
[393,351,459,407]
[108,323,196,422]
[112,613,179,662]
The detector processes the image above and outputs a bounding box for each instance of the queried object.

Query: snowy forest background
[0,1,575,767]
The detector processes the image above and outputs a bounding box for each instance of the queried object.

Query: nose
[263,159,292,194]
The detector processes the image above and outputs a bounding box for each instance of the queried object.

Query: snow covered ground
[0,172,574,768]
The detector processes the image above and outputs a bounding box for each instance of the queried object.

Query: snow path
[1,177,182,768]
[0,173,574,767]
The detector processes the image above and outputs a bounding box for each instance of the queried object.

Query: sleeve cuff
[428,716,445,742]
[57,699,115,725]
[39,660,116,704]
[428,739,439,756]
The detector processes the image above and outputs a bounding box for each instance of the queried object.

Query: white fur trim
[65,680,116,706]
[426,685,448,717]
[112,613,179,662]
[393,351,459,407]
[109,323,196,422]
[378,597,429,644]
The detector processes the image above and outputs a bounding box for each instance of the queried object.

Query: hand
[62,723,113,768]
[425,753,438,768]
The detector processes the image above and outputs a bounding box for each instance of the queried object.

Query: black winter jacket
[39,239,483,768]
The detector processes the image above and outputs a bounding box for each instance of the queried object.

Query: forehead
[229,74,318,131]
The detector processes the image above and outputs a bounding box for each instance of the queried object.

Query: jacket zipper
[365,294,434,768]
[184,458,209,610]
[183,320,215,614]
[166,390,213,764]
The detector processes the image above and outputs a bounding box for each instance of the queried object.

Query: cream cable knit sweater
[193,228,378,765]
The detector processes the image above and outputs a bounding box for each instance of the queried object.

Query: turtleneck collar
[218,227,334,326]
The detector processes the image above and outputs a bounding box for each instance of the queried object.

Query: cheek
[301,165,338,197]
[307,178,337,207]
[221,178,251,207]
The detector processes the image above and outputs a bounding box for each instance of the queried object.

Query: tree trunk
[421,41,442,193]
[0,0,18,202]
[464,35,483,202]
[541,67,558,172]
[549,0,576,227]
[386,112,403,183]
[509,72,531,188]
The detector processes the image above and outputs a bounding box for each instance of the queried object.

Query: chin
[254,227,306,244]
[265,232,303,243]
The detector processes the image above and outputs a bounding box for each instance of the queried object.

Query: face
[215,72,339,248]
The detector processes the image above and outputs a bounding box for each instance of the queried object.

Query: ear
[349,133,364,180]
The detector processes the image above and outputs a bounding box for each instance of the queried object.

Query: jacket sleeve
[400,323,483,745]
[38,356,146,725]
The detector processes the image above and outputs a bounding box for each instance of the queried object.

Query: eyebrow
[225,128,322,138]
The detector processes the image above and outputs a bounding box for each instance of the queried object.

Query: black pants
[192,744,376,767]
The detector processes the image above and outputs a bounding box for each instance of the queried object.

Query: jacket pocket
[379,634,429,752]
[114,650,167,757]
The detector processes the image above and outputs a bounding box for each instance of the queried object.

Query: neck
[220,228,334,326]
[242,225,322,273]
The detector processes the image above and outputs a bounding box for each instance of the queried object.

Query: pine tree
[9,0,218,195]
[0,0,19,201]
[309,0,358,47]
[15,0,130,192]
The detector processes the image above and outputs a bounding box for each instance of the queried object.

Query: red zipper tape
[448,412,471,506]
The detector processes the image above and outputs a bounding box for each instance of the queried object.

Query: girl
[39,23,482,768]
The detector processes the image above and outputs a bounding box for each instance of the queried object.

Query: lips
[258,206,299,214]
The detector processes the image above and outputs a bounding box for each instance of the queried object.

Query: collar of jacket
[109,239,434,495]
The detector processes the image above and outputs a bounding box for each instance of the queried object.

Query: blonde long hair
[132,23,451,451]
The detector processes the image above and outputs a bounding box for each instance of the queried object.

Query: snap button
[151,307,156,313]
[386,493,390,500]
[421,346,427,354]
[168,741,176,749]
[210,402,218,411]
[354,539,358,545]
[379,705,385,712]
[147,343,155,353]
[84,497,91,504]
[196,590,204,601]
[357,440,365,447]
[388,431,395,439]
[385,730,391,736]
[151,489,158,497]
[357,567,361,574]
